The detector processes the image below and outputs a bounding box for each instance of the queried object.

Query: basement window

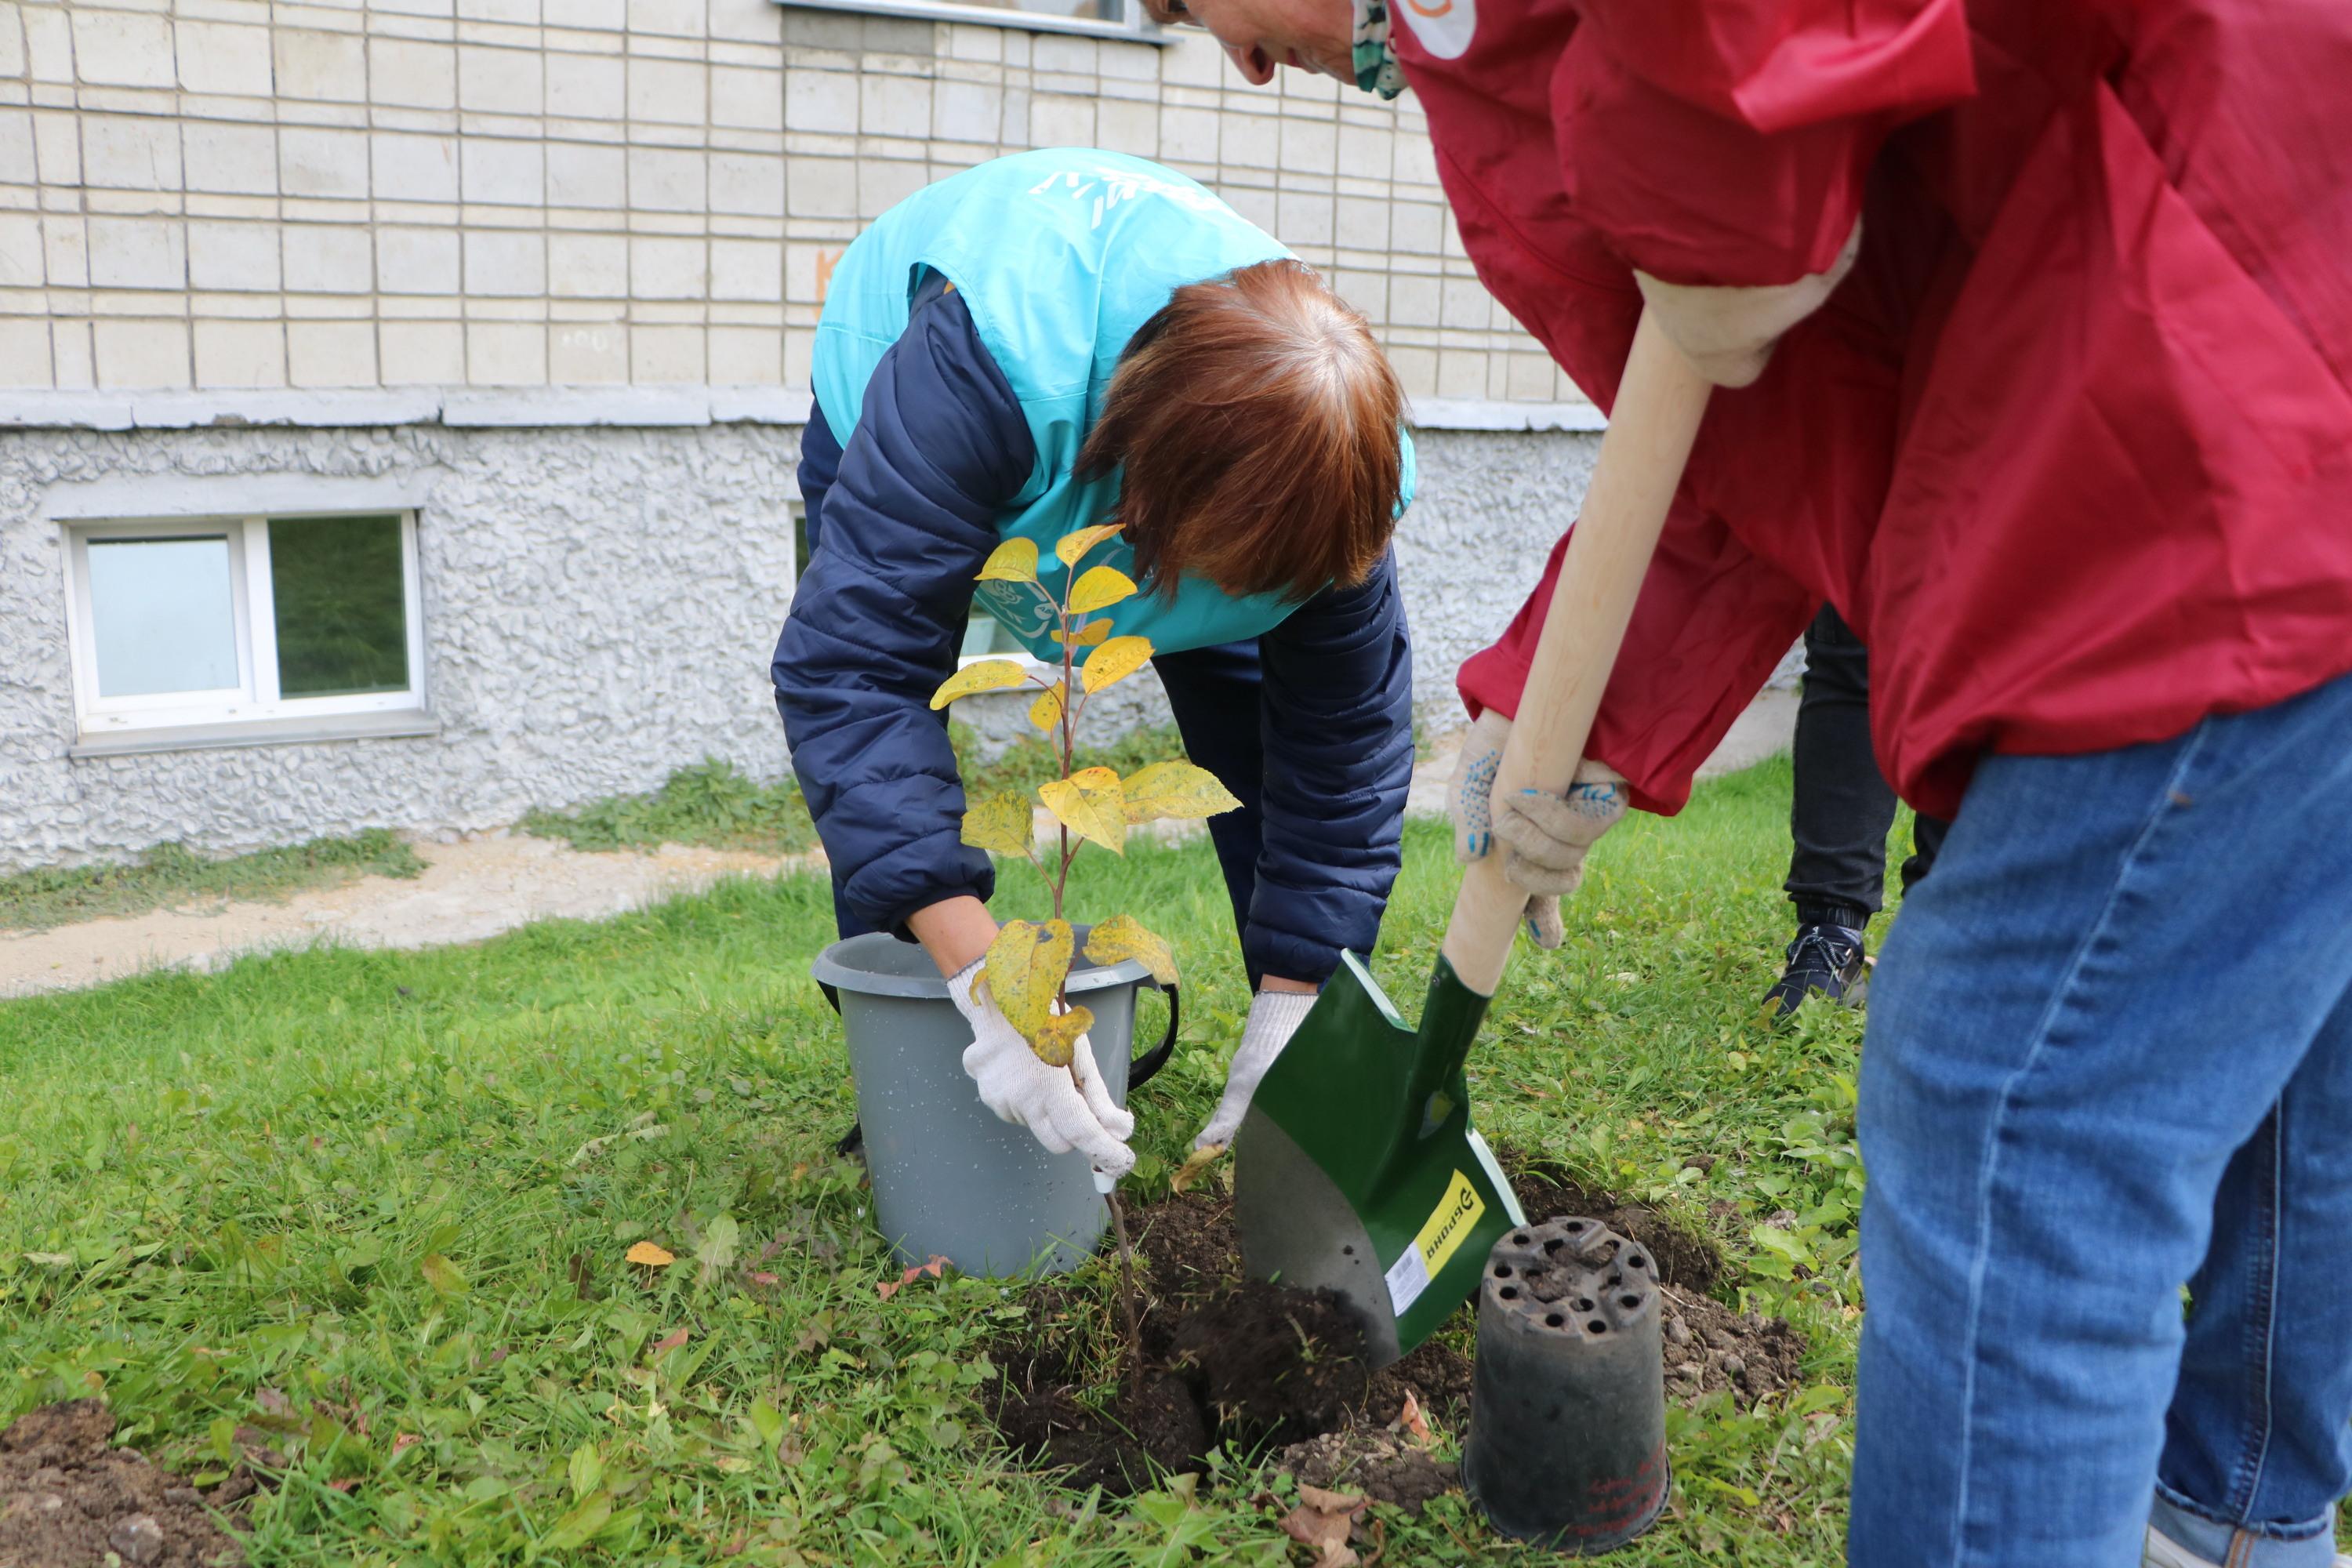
[64,510,430,752]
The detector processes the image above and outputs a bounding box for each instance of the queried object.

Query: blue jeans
[1851,668,2352,1566]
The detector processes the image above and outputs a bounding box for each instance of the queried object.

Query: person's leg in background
[1151,638,1269,991]
[1848,668,2352,1567]
[1774,603,1954,1015]
[1904,810,1951,896]
[1773,604,1900,1014]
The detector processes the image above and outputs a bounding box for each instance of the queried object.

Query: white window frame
[61,509,429,744]
[775,0,1172,44]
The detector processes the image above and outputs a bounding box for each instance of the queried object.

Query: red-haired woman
[1172,4,2352,1565]
[771,150,1415,1185]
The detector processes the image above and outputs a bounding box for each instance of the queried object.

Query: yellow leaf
[1054,618,1113,650]
[928,659,1029,710]
[1067,565,1138,615]
[1081,636,1152,695]
[625,1241,675,1268]
[981,919,1073,1049]
[1029,1004,1093,1068]
[960,790,1034,858]
[1039,766,1127,855]
[1171,1142,1225,1194]
[1083,913,1177,985]
[976,538,1039,583]
[1054,524,1123,568]
[1120,760,1243,824]
[1029,681,1065,731]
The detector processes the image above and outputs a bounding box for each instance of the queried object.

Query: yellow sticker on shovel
[1384,1170,1486,1315]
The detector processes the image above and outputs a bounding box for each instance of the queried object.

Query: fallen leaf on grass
[1392,1388,1432,1446]
[748,1271,780,1287]
[650,1327,691,1359]
[326,1478,357,1494]
[1280,1484,1366,1568]
[876,1255,950,1301]
[391,1433,419,1456]
[625,1241,676,1268]
[1170,1142,1225,1194]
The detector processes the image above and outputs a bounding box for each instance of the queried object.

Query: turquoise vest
[813,148,1414,662]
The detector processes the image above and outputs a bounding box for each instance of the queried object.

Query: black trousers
[1786,604,1949,927]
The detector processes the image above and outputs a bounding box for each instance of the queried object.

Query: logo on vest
[1393,0,1473,60]
[1027,164,1225,231]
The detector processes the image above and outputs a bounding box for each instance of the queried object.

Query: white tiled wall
[0,0,1588,405]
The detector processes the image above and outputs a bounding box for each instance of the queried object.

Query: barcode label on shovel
[1385,1245,1431,1315]
[1385,1169,1486,1315]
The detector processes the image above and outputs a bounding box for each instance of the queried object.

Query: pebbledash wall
[0,0,1615,871]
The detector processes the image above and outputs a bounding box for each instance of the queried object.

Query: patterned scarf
[1351,0,1406,99]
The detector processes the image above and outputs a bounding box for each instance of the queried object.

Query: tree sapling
[929,524,1240,1372]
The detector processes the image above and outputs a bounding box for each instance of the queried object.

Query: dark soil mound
[0,1401,246,1568]
[984,1192,1472,1499]
[1504,1164,1805,1400]
[982,1178,1802,1499]
[1278,1426,1458,1513]
[1508,1167,1724,1292]
[1659,1298,1807,1401]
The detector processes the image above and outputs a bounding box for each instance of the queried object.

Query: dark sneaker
[1765,921,1867,1019]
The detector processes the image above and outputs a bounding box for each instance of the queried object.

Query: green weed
[522,761,820,857]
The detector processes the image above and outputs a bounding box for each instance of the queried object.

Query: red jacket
[1397,0,2352,819]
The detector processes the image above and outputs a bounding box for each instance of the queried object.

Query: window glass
[961,604,1025,658]
[268,514,410,698]
[87,536,240,698]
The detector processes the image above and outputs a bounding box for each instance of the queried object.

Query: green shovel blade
[1234,949,1525,1367]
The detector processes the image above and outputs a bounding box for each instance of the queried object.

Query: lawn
[0,757,1891,1566]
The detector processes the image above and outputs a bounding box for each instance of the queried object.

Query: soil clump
[1508,1166,1805,1401]
[1508,1167,1724,1292]
[0,1401,246,1568]
[983,1191,1472,1501]
[982,1178,1806,1499]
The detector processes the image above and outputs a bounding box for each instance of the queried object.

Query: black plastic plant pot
[1462,1217,1670,1555]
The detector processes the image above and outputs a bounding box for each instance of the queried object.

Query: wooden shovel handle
[1439,310,1714,997]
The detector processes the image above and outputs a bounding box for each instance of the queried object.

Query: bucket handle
[1126,976,1179,1092]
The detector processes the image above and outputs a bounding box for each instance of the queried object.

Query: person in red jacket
[1159,2,2352,1564]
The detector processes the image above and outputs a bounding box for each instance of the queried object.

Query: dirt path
[0,834,817,1000]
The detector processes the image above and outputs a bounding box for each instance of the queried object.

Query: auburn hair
[1078,260,1405,601]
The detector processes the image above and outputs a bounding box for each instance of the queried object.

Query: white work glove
[1449,710,1628,948]
[947,959,1136,1182]
[1634,220,1863,389]
[1192,988,1317,1152]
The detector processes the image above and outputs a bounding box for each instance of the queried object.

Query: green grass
[517,731,1187,863]
[0,831,425,934]
[0,758,1906,1565]
[951,721,1189,802]
[522,762,821,857]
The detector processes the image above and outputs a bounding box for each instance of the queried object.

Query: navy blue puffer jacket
[771,280,1413,985]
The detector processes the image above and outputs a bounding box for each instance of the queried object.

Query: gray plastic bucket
[812,929,1175,1277]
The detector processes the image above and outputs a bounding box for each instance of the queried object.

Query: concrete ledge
[0,387,1589,434]
[1409,397,1607,433]
[68,710,442,760]
[42,470,442,522]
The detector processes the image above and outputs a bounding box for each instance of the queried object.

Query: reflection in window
[269,514,411,698]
